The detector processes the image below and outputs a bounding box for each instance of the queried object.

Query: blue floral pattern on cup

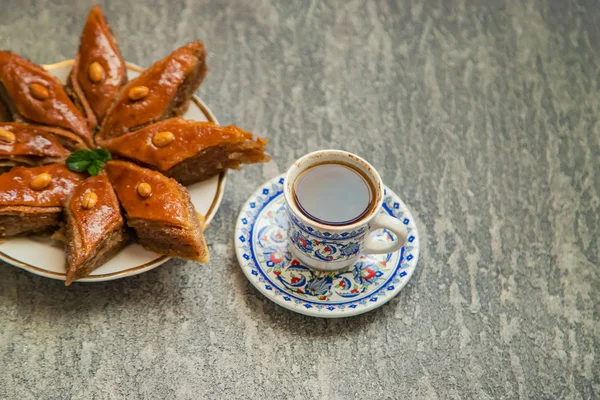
[288,222,365,263]
[287,211,369,240]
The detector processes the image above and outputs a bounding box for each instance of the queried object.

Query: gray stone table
[1,0,598,399]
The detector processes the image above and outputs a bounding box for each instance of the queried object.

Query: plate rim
[0,59,227,282]
[234,174,420,318]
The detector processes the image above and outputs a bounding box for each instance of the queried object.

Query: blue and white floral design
[287,210,369,240]
[289,229,314,253]
[234,175,420,317]
[288,221,364,263]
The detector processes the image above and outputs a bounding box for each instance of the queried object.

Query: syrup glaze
[103,118,256,171]
[96,41,207,142]
[74,5,126,122]
[0,163,85,206]
[68,172,123,249]
[0,123,69,157]
[105,160,193,226]
[0,51,93,148]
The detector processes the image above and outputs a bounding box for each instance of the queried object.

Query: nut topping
[128,86,149,101]
[152,131,175,147]
[0,129,16,144]
[30,173,52,191]
[82,191,98,209]
[137,182,152,198]
[88,62,104,82]
[30,83,49,100]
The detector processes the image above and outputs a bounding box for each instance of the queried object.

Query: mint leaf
[66,149,112,176]
[67,160,91,172]
[94,149,111,162]
[66,150,90,163]
[87,161,103,176]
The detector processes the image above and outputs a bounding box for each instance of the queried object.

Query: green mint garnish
[66,149,111,176]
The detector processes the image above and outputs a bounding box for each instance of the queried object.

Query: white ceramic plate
[0,60,226,282]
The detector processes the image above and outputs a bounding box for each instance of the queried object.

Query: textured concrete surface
[1,0,599,399]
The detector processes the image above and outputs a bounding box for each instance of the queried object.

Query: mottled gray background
[0,0,598,399]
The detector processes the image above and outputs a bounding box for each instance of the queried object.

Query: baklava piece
[66,5,127,129]
[64,172,127,285]
[96,41,207,143]
[102,118,269,185]
[0,123,70,171]
[0,51,93,149]
[105,160,209,262]
[0,163,85,237]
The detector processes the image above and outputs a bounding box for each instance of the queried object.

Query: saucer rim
[234,174,420,318]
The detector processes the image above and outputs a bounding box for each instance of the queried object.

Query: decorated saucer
[234,174,420,318]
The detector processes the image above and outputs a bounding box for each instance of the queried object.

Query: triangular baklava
[96,41,207,143]
[64,172,127,285]
[0,51,93,149]
[102,118,269,185]
[105,160,209,262]
[66,5,127,129]
[0,122,69,171]
[0,163,85,237]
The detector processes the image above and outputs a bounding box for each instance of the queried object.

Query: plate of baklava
[0,5,269,285]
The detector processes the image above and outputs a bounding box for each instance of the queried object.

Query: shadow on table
[1,251,415,338]
[0,259,190,317]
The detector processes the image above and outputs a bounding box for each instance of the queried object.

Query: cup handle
[362,213,408,254]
